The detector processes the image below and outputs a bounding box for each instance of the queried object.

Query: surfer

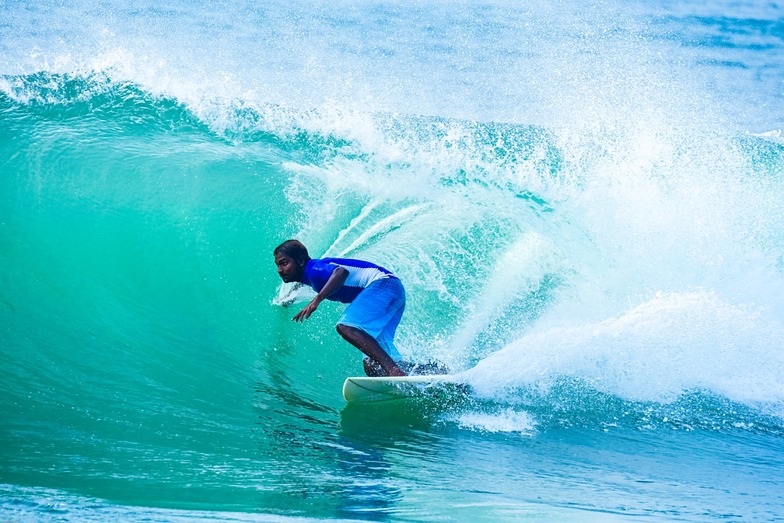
[273,239,409,377]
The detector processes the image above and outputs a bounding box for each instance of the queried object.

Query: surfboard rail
[342,374,467,403]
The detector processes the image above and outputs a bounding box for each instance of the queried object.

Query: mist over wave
[3,0,782,130]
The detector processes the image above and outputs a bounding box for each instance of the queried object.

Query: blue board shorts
[337,277,405,362]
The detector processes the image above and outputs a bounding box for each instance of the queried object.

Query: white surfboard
[342,374,469,404]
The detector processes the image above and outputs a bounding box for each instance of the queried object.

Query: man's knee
[337,323,370,341]
[336,323,351,339]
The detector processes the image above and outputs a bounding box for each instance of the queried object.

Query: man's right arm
[292,266,348,322]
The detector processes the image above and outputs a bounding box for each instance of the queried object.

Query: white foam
[449,408,538,436]
[465,290,784,405]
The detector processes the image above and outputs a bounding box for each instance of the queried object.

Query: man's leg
[336,324,406,377]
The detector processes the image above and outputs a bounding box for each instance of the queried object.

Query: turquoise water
[2,1,784,521]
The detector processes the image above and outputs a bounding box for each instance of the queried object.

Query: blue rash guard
[301,258,397,303]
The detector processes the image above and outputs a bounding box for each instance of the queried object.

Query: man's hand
[293,298,321,322]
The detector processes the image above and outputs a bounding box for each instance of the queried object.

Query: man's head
[273,239,311,283]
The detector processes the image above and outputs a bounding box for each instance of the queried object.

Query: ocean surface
[2,0,784,521]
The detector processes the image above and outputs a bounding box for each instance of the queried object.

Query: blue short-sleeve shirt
[302,258,397,303]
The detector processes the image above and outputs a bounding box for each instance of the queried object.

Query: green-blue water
[2,1,784,521]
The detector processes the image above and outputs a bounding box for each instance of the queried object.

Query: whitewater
[2,0,784,521]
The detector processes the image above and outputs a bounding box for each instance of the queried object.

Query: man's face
[275,252,304,283]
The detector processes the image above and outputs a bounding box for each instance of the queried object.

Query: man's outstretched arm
[293,266,349,322]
